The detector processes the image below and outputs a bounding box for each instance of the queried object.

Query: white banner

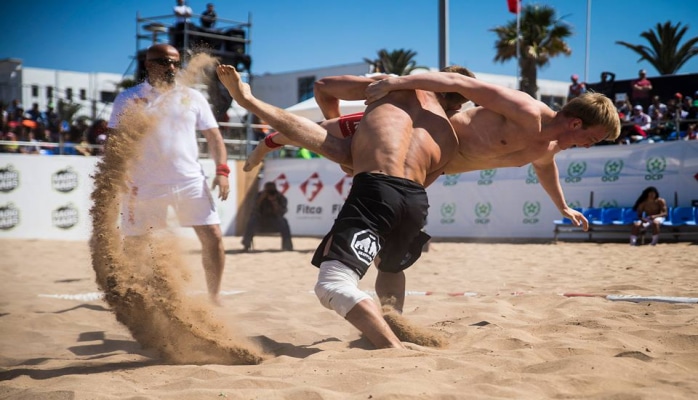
[263,141,698,239]
[2,141,696,241]
[0,156,238,240]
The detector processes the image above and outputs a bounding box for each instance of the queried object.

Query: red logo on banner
[335,174,353,201]
[272,173,290,195]
[300,172,323,202]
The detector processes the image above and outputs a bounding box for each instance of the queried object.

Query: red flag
[507,0,520,14]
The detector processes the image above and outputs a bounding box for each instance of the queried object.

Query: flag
[507,0,520,14]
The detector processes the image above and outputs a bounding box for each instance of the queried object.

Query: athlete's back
[350,89,458,186]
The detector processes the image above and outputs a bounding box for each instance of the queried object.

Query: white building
[250,61,570,111]
[1,58,569,124]
[0,58,125,122]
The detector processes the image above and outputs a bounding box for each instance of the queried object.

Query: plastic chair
[553,207,582,225]
[594,207,623,226]
[582,208,603,225]
[663,207,697,227]
[612,208,636,225]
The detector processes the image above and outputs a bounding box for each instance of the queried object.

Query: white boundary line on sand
[38,291,698,304]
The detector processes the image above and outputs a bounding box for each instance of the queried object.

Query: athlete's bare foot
[216,65,252,107]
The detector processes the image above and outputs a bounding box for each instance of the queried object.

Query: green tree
[363,48,429,76]
[615,21,698,75]
[56,99,82,126]
[491,4,572,97]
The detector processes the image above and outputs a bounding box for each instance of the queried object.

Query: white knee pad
[314,260,372,317]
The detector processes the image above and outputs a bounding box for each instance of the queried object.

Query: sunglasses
[148,58,182,68]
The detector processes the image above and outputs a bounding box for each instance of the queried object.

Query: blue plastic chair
[594,207,623,226]
[663,207,697,226]
[612,208,637,225]
[554,207,583,225]
[582,208,603,225]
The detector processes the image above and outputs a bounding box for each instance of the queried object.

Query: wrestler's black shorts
[311,172,431,278]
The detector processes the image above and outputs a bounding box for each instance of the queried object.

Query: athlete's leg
[217,65,351,166]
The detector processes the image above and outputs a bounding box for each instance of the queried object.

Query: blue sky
[1,0,696,83]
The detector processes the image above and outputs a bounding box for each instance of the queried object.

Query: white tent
[285,97,366,122]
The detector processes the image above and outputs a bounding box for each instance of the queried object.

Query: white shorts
[121,177,220,236]
[641,217,665,228]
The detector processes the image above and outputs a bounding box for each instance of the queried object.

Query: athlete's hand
[562,207,589,231]
[364,79,393,105]
[212,175,230,201]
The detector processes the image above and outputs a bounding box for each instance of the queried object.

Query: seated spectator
[685,123,697,141]
[627,105,651,142]
[200,3,217,29]
[647,95,667,118]
[241,181,293,252]
[630,186,667,246]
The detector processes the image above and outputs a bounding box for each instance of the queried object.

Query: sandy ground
[1,236,697,399]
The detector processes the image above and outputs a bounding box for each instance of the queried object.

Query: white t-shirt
[173,5,192,23]
[108,81,219,185]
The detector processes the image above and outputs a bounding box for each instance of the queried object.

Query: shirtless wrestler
[217,64,472,349]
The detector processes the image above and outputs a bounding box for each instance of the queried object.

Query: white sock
[651,235,659,245]
[630,235,637,245]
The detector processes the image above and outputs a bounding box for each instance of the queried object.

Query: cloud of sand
[89,52,264,365]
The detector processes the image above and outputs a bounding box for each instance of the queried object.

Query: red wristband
[216,164,230,177]
[264,132,283,149]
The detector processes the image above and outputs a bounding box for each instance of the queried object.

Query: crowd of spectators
[0,99,108,155]
[613,90,698,145]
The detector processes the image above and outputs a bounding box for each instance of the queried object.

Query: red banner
[507,0,520,14]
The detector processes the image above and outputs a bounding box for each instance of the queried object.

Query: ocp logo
[645,156,666,181]
[567,200,582,209]
[602,159,623,182]
[474,202,492,224]
[477,169,496,185]
[525,164,539,184]
[565,161,587,183]
[522,201,540,224]
[443,173,460,186]
[440,202,456,224]
[350,229,380,266]
[0,202,20,230]
[598,199,619,208]
[0,165,19,193]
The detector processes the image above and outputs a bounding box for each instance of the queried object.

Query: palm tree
[491,4,572,97]
[56,99,82,126]
[363,49,429,76]
[615,21,698,75]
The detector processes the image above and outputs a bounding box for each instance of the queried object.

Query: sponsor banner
[2,141,696,240]
[261,158,348,236]
[0,156,238,240]
[0,155,99,240]
[262,141,698,239]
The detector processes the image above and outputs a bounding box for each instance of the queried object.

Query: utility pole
[438,0,448,70]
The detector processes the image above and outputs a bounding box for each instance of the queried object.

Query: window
[297,76,316,103]
[47,86,53,100]
[31,85,39,97]
[100,91,116,103]
[80,89,86,101]
[66,88,73,101]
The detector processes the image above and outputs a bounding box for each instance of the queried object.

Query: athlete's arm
[314,75,387,120]
[365,72,538,126]
[531,147,588,230]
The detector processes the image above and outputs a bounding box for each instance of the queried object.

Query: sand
[1,236,697,399]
